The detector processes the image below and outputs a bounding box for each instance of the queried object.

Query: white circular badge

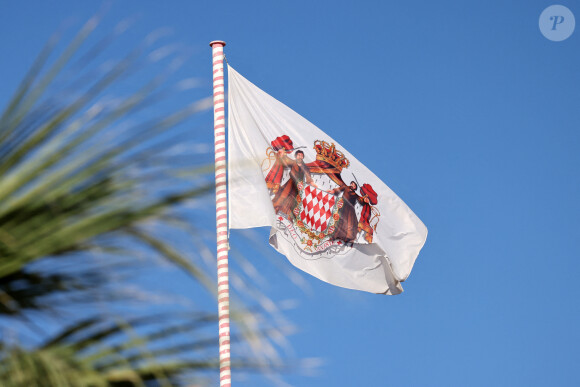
[539,5,575,41]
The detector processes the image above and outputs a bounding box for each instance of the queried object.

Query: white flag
[227,65,427,294]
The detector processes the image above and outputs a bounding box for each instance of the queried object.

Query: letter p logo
[539,5,575,41]
[550,15,565,30]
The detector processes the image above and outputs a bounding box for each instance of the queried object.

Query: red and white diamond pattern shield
[300,185,337,233]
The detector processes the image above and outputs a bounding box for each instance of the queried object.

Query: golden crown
[313,140,350,172]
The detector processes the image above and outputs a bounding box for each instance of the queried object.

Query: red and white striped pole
[210,40,231,387]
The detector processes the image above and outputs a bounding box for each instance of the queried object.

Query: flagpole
[210,40,231,387]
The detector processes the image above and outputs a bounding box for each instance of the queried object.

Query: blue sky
[1,1,579,386]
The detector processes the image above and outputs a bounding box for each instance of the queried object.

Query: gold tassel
[261,146,277,172]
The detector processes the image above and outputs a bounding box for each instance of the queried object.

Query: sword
[351,174,361,190]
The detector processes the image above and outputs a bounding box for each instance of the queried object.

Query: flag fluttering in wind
[227,65,427,295]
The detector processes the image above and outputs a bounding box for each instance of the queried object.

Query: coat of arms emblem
[262,136,380,253]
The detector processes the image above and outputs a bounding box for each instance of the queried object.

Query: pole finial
[209,40,226,47]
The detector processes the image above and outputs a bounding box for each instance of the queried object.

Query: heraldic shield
[298,184,337,233]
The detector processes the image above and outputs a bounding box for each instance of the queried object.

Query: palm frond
[0,311,285,386]
[0,16,305,386]
[0,16,213,315]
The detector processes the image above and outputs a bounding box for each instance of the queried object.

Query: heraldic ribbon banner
[227,65,427,295]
